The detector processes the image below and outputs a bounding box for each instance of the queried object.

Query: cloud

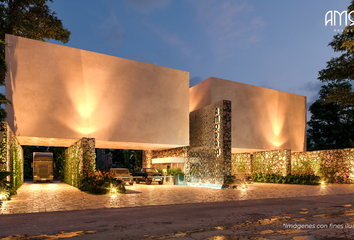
[125,0,172,14]
[300,81,324,106]
[300,81,323,93]
[98,12,123,45]
[144,22,193,57]
[189,0,265,61]
[190,76,204,87]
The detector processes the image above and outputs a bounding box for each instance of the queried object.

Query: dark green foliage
[0,171,15,200]
[0,40,6,79]
[110,149,142,173]
[166,168,183,176]
[318,1,354,105]
[0,41,11,120]
[307,82,354,150]
[48,147,65,180]
[10,141,22,190]
[252,173,320,185]
[79,170,125,194]
[224,175,235,184]
[64,143,81,188]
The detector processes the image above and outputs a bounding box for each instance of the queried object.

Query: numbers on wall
[215,108,221,157]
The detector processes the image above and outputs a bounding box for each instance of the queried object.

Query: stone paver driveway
[1,181,354,215]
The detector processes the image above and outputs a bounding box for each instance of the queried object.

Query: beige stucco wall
[5,34,189,149]
[189,77,306,152]
[189,78,211,112]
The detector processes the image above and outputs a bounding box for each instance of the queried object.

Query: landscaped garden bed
[79,170,126,194]
[252,173,320,185]
[0,171,17,205]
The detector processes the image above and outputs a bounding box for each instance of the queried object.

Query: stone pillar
[65,137,95,187]
[142,150,153,168]
[221,100,232,176]
[187,100,232,184]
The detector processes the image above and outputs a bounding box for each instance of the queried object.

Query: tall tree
[0,40,10,120]
[318,1,354,105]
[0,0,70,119]
[307,82,354,150]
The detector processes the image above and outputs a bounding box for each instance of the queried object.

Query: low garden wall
[64,137,95,188]
[232,148,354,181]
[232,149,291,177]
[292,149,354,180]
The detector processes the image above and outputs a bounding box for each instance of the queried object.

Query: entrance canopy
[152,157,185,164]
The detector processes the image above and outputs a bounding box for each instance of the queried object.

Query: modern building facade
[5,34,306,184]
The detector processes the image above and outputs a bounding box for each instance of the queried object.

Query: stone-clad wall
[292,149,354,178]
[64,137,95,188]
[231,153,252,176]
[222,100,232,176]
[232,149,291,176]
[231,148,354,179]
[143,100,232,185]
[187,100,231,184]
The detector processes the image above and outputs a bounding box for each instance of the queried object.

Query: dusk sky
[39,0,353,118]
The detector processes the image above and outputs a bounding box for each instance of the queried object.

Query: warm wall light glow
[267,102,289,148]
[77,105,91,121]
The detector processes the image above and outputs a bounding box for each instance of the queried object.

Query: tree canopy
[307,82,354,150]
[318,0,354,105]
[0,0,70,119]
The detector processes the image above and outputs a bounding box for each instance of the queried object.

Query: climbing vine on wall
[0,123,7,171]
[10,140,23,190]
[292,149,354,182]
[64,142,81,188]
[64,138,95,188]
[231,153,251,176]
[0,122,23,189]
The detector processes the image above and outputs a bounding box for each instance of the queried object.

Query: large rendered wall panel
[189,77,306,152]
[5,34,189,149]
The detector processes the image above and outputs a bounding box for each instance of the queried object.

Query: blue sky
[38,0,353,117]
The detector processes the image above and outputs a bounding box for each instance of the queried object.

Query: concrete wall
[5,34,189,149]
[189,77,306,152]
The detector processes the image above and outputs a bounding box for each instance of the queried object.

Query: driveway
[1,181,354,215]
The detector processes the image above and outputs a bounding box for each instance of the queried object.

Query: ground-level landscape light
[0,193,5,200]
[110,183,117,194]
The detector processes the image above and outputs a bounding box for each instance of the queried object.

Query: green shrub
[79,170,125,194]
[0,171,16,202]
[166,168,184,176]
[252,172,320,185]
[224,176,234,184]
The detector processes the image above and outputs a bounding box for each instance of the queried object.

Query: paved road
[2,193,354,239]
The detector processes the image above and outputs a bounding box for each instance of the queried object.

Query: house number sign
[214,107,221,156]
